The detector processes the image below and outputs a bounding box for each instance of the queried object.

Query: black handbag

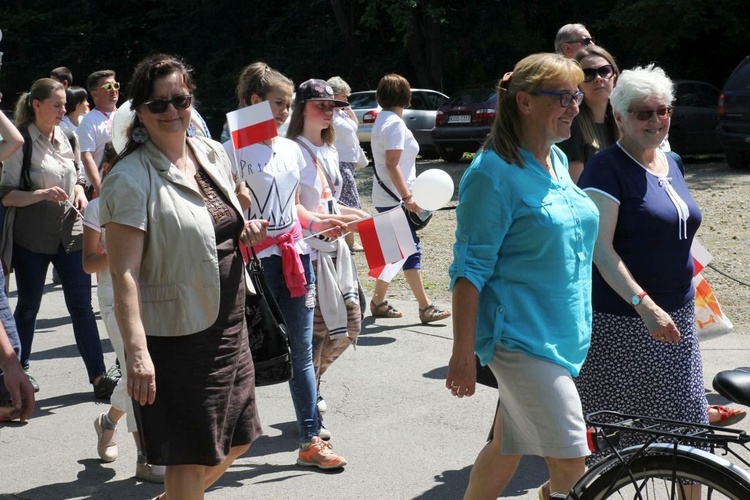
[371,165,432,231]
[245,249,293,386]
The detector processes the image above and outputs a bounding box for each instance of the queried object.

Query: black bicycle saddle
[713,369,750,407]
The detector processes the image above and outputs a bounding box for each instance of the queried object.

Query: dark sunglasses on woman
[582,65,615,83]
[144,94,193,114]
[629,107,674,121]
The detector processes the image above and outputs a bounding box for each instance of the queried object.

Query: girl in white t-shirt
[286,78,367,456]
[82,142,164,483]
[224,64,348,470]
[370,74,451,325]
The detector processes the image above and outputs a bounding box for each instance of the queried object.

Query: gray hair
[610,64,674,117]
[554,23,587,54]
[327,76,351,96]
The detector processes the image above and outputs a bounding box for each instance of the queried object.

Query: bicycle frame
[568,443,750,499]
[568,411,750,499]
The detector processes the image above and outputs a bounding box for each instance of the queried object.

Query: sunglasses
[568,36,595,46]
[144,94,193,114]
[582,64,615,82]
[629,107,673,121]
[536,90,585,108]
[100,82,120,91]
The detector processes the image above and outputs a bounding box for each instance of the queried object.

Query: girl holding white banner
[287,78,368,449]
[225,65,348,470]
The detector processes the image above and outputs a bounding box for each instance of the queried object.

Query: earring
[132,123,149,144]
[187,122,196,138]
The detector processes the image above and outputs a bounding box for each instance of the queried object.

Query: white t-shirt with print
[370,110,419,207]
[223,137,310,258]
[295,136,343,261]
[77,108,115,180]
[296,136,343,216]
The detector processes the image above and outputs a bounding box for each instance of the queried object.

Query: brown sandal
[370,300,403,318]
[419,304,451,324]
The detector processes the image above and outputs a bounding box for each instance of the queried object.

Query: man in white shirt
[78,70,119,196]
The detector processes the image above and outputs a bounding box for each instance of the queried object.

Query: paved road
[1,270,749,499]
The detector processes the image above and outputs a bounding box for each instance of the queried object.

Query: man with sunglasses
[78,70,119,197]
[554,23,595,59]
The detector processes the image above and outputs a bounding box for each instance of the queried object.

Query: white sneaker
[317,397,328,414]
[136,461,166,483]
[318,424,332,441]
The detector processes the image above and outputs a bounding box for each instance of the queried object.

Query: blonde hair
[14,78,65,130]
[484,53,583,167]
[236,62,293,107]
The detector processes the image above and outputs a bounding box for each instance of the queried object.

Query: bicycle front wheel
[575,452,750,499]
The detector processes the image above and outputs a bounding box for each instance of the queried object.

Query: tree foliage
[1,0,747,135]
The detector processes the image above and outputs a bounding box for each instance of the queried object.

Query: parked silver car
[349,89,449,157]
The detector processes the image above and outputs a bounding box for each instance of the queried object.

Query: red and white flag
[226,101,277,150]
[691,239,712,276]
[357,207,417,278]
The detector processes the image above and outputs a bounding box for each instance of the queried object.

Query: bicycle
[567,368,750,499]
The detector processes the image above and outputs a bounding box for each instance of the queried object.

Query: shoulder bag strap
[294,139,337,194]
[371,161,401,204]
[20,129,32,191]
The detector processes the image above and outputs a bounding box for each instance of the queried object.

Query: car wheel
[439,150,465,163]
[725,149,749,169]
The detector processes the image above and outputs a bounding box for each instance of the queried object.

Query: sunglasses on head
[568,36,595,46]
[582,64,615,82]
[629,107,673,121]
[100,82,120,91]
[144,94,193,114]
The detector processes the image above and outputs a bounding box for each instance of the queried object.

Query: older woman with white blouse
[327,77,364,251]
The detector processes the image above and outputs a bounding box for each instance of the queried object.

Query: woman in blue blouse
[446,53,599,499]
[575,65,710,464]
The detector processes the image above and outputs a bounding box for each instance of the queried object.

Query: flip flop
[708,404,747,427]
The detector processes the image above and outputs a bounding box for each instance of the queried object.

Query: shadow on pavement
[413,455,547,499]
[32,338,114,362]
[423,365,448,380]
[1,459,161,499]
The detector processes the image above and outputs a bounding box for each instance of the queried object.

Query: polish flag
[357,207,417,278]
[226,101,277,150]
[691,239,712,276]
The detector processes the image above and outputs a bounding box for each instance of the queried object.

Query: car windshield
[725,60,750,92]
[349,93,378,108]
[448,90,496,105]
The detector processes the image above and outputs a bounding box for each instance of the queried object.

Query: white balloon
[412,169,454,211]
[111,100,135,154]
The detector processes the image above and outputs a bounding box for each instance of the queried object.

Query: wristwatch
[630,291,648,307]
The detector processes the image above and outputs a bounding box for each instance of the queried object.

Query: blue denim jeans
[13,243,105,382]
[0,271,21,360]
[260,253,318,444]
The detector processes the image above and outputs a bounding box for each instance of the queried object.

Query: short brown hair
[86,70,116,92]
[50,66,73,86]
[376,74,411,109]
